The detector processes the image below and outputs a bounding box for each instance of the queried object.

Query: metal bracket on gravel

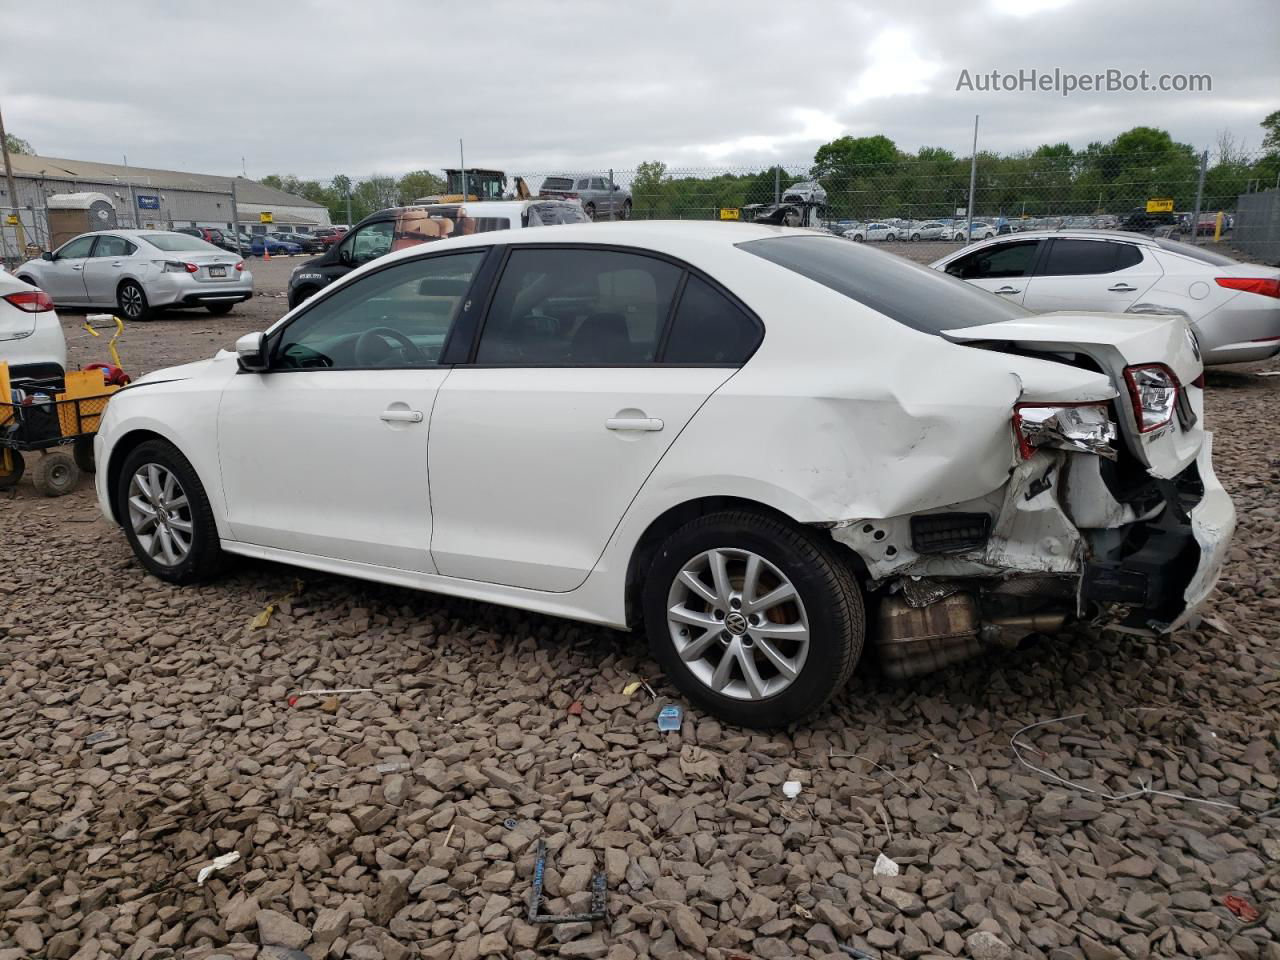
[526,839,607,924]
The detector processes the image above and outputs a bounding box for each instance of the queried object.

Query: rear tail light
[235,262,244,271]
[1215,276,1280,298]
[160,260,199,273]
[3,290,54,313]
[1123,364,1179,433]
[1012,403,1117,459]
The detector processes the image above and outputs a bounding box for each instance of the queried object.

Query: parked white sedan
[17,230,254,321]
[843,222,897,242]
[94,222,1234,727]
[931,230,1280,365]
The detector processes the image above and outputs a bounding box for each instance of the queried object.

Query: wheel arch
[104,428,169,524]
[621,494,868,628]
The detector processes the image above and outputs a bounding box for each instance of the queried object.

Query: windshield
[738,235,1029,334]
[143,232,219,252]
[1153,238,1238,266]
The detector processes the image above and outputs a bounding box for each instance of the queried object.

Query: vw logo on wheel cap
[724,611,748,635]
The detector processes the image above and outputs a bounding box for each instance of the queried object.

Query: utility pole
[0,98,27,260]
[230,177,243,256]
[965,114,979,246]
[774,166,781,204]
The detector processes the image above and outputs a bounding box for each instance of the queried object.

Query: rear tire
[73,437,95,474]
[0,449,25,490]
[116,439,223,583]
[642,510,865,728]
[911,233,921,241]
[620,200,632,220]
[584,202,596,221]
[117,280,152,322]
[32,450,80,497]
[206,303,235,315]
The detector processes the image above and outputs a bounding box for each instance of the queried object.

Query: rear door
[1021,238,1162,313]
[941,238,1042,305]
[81,234,138,305]
[427,245,750,592]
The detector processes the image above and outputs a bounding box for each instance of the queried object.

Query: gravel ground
[1,245,1278,960]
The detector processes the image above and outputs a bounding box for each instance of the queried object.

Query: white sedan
[930,230,1280,365]
[843,222,897,242]
[0,268,66,381]
[17,230,254,321]
[94,222,1234,727]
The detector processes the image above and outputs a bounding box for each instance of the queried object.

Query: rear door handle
[994,286,1021,294]
[606,417,663,432]
[1108,284,1137,292]
[380,409,423,423]
[72,264,83,271]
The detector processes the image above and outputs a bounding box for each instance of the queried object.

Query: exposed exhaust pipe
[875,593,1067,679]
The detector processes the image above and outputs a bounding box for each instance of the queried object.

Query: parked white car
[17,230,254,321]
[0,268,66,381]
[931,230,1280,365]
[843,222,897,242]
[907,221,952,242]
[94,222,1233,727]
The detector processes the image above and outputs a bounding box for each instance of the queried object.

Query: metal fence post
[965,114,979,245]
[608,168,615,221]
[229,178,243,256]
[1189,149,1208,245]
[774,166,781,205]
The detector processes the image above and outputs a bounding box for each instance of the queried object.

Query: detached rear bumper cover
[829,434,1234,636]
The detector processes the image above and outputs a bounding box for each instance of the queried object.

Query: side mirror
[235,332,269,372]
[42,251,54,261]
[613,184,620,191]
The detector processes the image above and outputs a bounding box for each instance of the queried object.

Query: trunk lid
[941,310,1205,478]
[184,252,242,283]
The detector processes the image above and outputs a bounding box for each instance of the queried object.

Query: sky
[1,0,1277,182]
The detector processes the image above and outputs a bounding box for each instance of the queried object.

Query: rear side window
[542,177,574,191]
[476,248,681,364]
[1040,239,1138,276]
[1153,238,1237,266]
[664,276,761,364]
[739,235,1028,334]
[946,240,1041,279]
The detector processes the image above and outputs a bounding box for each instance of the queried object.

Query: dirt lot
[1,247,1278,960]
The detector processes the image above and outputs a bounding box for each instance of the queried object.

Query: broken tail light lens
[3,290,54,313]
[1123,364,1179,433]
[1013,403,1117,460]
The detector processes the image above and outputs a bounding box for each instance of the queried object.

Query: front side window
[475,248,681,365]
[663,275,762,364]
[946,240,1041,279]
[576,179,590,190]
[590,177,607,191]
[94,236,136,257]
[338,221,395,266]
[274,251,485,371]
[1040,239,1133,276]
[56,235,97,259]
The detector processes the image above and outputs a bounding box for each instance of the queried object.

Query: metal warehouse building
[1,153,331,257]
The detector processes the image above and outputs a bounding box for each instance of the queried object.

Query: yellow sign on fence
[259,212,274,223]
[719,208,741,221]
[1145,198,1174,213]
[4,215,17,225]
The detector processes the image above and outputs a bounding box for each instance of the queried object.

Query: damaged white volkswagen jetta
[94,222,1235,728]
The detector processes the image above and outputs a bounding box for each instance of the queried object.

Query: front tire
[642,510,865,728]
[117,280,152,321]
[116,439,223,583]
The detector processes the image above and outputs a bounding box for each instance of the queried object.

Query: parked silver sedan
[16,230,254,321]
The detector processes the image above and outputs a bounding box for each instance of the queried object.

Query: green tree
[3,133,33,155]
[397,170,445,203]
[631,161,668,218]
[1261,110,1280,155]
[811,135,898,179]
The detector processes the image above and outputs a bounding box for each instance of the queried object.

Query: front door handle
[606,417,663,432]
[380,408,423,423]
[994,286,1021,294]
[72,264,83,271]
[1108,284,1137,292]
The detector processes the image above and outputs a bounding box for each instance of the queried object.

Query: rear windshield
[143,232,216,252]
[1153,238,1238,266]
[525,203,591,226]
[541,177,575,191]
[738,235,1029,334]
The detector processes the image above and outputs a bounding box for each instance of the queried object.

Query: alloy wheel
[127,463,193,566]
[666,547,810,701]
[120,284,144,319]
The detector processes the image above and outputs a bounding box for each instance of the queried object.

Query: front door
[42,235,96,304]
[1021,238,1162,313]
[428,247,747,592]
[217,248,487,572]
[943,238,1042,306]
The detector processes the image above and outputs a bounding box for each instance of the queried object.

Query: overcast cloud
[2,0,1277,180]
